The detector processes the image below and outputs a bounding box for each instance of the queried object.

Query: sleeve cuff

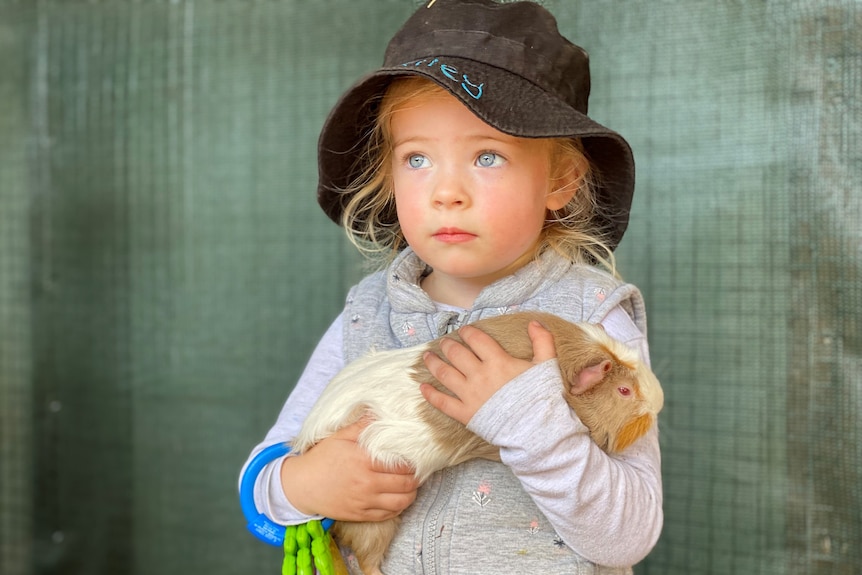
[258,455,322,525]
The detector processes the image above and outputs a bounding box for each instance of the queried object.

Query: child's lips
[432,227,476,243]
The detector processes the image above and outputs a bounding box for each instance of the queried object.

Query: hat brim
[317,58,634,250]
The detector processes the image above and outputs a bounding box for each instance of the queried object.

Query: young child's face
[389,89,570,296]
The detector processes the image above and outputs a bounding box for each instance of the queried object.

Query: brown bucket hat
[317,0,635,250]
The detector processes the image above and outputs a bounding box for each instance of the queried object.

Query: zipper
[420,311,467,573]
[421,466,457,574]
[442,311,468,335]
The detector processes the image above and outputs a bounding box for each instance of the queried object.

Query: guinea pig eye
[618,386,632,397]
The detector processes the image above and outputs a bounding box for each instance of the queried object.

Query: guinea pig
[291,311,664,575]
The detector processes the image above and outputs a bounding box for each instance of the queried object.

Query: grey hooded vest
[340,248,644,575]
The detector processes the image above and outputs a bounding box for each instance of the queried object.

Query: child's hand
[420,320,557,425]
[280,419,419,522]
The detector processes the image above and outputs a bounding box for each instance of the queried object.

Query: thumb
[331,416,371,441]
[528,320,557,363]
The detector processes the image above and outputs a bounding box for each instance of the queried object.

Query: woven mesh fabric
[1,1,859,574]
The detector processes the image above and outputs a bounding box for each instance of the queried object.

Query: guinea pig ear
[571,360,613,395]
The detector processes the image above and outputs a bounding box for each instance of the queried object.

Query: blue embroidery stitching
[461,75,483,99]
[400,57,485,100]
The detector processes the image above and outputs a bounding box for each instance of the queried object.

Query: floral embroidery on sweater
[594,287,607,302]
[472,481,492,507]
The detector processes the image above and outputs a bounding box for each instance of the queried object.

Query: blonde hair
[339,77,618,276]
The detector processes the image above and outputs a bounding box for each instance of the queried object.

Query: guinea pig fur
[290,311,664,575]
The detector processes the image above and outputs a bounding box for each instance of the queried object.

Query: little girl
[242,1,662,573]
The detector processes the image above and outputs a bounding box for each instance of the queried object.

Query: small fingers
[348,460,419,521]
[528,320,557,363]
[363,490,418,520]
[366,469,419,517]
[331,416,371,441]
[455,325,506,361]
[423,346,467,390]
[420,381,472,425]
[438,335,483,371]
[363,464,419,489]
[368,458,418,479]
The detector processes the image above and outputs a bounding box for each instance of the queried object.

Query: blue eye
[476,152,502,167]
[408,154,429,169]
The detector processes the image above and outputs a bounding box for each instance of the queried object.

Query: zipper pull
[444,312,466,334]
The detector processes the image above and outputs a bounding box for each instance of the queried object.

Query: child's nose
[431,171,469,208]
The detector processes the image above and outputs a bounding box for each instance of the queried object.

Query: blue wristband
[239,442,334,546]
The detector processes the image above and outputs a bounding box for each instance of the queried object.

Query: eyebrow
[392,133,520,147]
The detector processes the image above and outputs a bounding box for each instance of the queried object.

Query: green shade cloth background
[0,1,859,574]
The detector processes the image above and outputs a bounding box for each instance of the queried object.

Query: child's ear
[545,159,581,211]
